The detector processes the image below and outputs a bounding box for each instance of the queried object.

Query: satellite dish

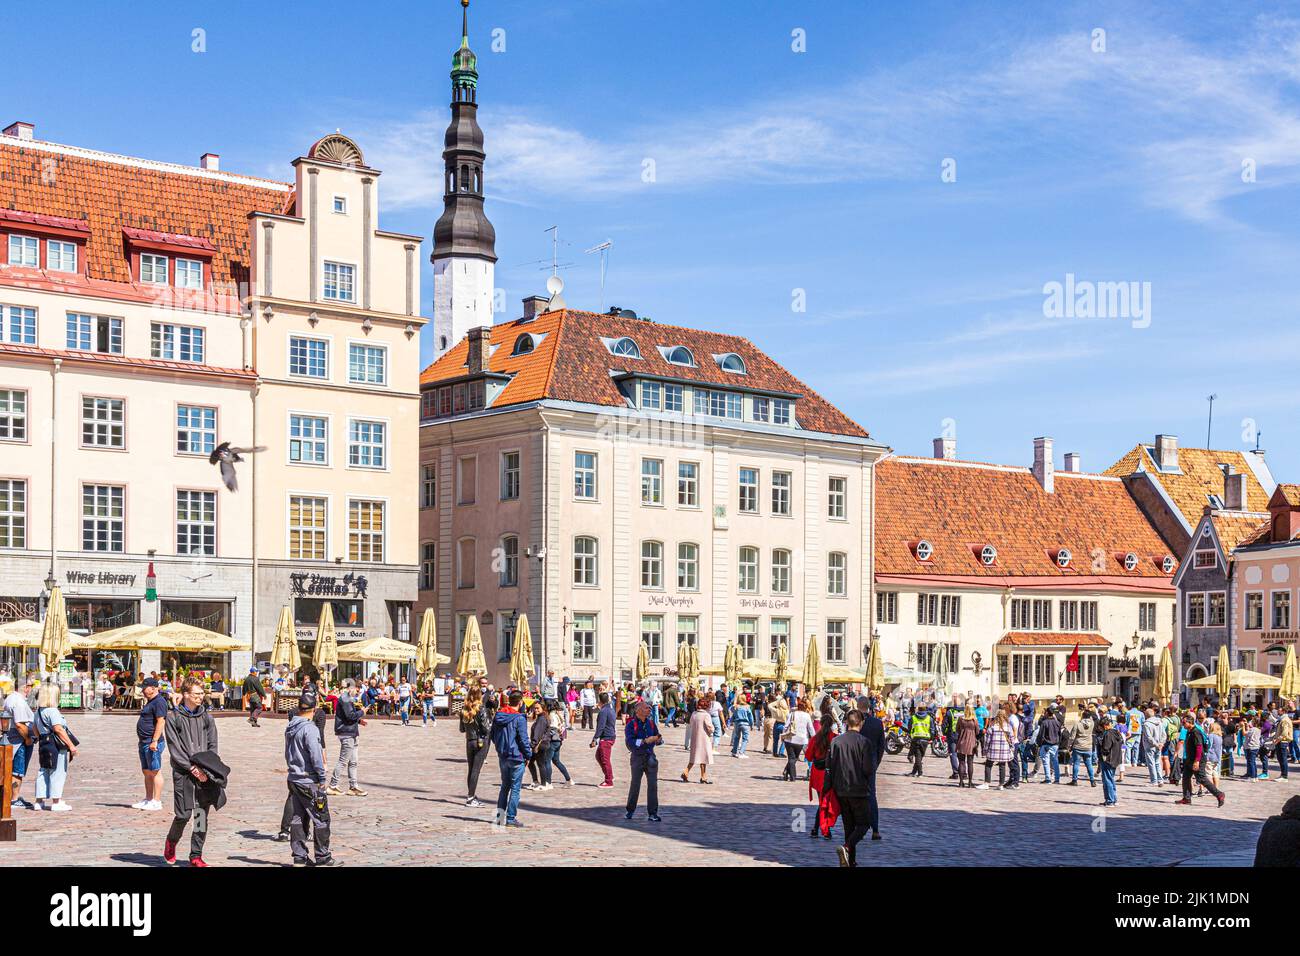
[545,275,564,296]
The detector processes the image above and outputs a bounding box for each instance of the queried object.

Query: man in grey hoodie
[284,689,338,866]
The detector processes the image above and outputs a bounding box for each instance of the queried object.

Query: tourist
[906,701,933,777]
[96,672,114,710]
[1096,714,1123,806]
[1204,720,1224,794]
[978,708,1014,791]
[782,698,816,782]
[284,687,338,866]
[590,690,617,788]
[804,707,838,840]
[163,677,223,867]
[3,674,36,810]
[1141,707,1167,785]
[1175,713,1225,808]
[579,681,597,729]
[490,689,531,828]
[663,681,680,728]
[207,672,225,711]
[645,681,663,724]
[242,668,266,727]
[33,682,76,812]
[546,699,574,786]
[973,697,989,756]
[459,686,493,806]
[1269,705,1293,780]
[729,691,754,758]
[624,700,662,822]
[954,703,978,788]
[396,676,413,726]
[769,690,790,760]
[1068,707,1097,788]
[827,710,879,867]
[1245,717,1262,781]
[682,698,715,784]
[326,678,368,798]
[539,668,557,703]
[526,701,553,791]
[710,686,727,747]
[419,681,437,727]
[132,677,167,811]
[1036,705,1063,784]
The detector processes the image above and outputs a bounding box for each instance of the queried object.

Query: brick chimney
[466,326,490,374]
[932,437,956,460]
[200,153,220,171]
[521,295,549,322]
[1154,434,1179,471]
[1224,469,1246,510]
[1063,452,1081,473]
[1032,437,1054,493]
[2,121,34,141]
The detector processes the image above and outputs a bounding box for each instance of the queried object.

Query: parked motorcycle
[884,719,949,757]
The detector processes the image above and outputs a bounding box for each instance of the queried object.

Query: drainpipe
[251,376,261,666]
[49,359,61,583]
[539,420,550,681]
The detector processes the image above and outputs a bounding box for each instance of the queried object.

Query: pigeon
[209,441,266,492]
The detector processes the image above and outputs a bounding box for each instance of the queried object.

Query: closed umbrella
[774,642,790,690]
[415,608,448,679]
[800,635,823,693]
[1154,644,1174,705]
[1281,645,1299,702]
[509,615,535,687]
[456,616,487,677]
[1215,644,1231,706]
[636,641,649,682]
[676,640,689,680]
[930,643,950,696]
[724,642,742,689]
[688,643,700,684]
[39,586,71,670]
[865,637,884,696]
[312,603,339,675]
[270,606,301,671]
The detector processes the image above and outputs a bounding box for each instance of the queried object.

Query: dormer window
[512,333,535,356]
[979,545,997,566]
[47,240,77,273]
[718,353,746,374]
[1162,555,1176,574]
[609,337,642,359]
[140,253,169,285]
[665,345,695,367]
[176,258,204,290]
[1056,548,1072,569]
[1123,552,1139,572]
[7,234,38,267]
[915,540,933,562]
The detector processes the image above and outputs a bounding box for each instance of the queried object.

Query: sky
[6,0,1300,480]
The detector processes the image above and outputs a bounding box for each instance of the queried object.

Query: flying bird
[209,441,266,492]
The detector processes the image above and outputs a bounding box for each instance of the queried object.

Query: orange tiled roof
[420,309,869,438]
[875,456,1176,579]
[0,136,289,290]
[1208,512,1270,554]
[1273,483,1300,507]
[998,632,1110,647]
[1105,444,1272,524]
[0,341,254,380]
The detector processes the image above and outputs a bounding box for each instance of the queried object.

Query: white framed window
[678,461,699,507]
[738,546,759,593]
[175,258,204,290]
[572,613,597,662]
[288,496,327,560]
[773,399,792,426]
[719,353,746,374]
[0,389,28,442]
[664,384,684,412]
[46,240,77,273]
[771,548,791,595]
[939,594,962,627]
[1273,591,1291,629]
[639,380,661,410]
[827,551,847,596]
[421,464,437,509]
[7,234,38,267]
[695,388,742,419]
[736,617,758,658]
[1186,592,1205,627]
[641,458,663,506]
[1208,591,1226,627]
[1245,592,1263,630]
[82,484,124,552]
[81,396,125,448]
[665,345,695,367]
[500,535,519,587]
[151,322,205,363]
[573,536,598,586]
[457,537,477,588]
[826,619,846,663]
[1194,550,1217,569]
[140,253,169,285]
[420,542,436,590]
[500,451,520,501]
[676,615,698,648]
[67,313,122,354]
[289,336,328,378]
[176,490,216,556]
[176,405,216,455]
[771,471,791,516]
[457,456,477,505]
[753,397,770,423]
[828,476,847,519]
[347,419,386,469]
[609,337,641,358]
[0,479,26,549]
[332,195,348,215]
[1010,598,1052,630]
[289,414,328,465]
[1,304,36,344]
[876,591,897,624]
[677,542,699,591]
[1139,601,1158,632]
[738,467,758,513]
[641,540,663,589]
[574,451,597,500]
[769,618,790,660]
[348,342,387,386]
[348,499,385,562]
[641,614,664,663]
[323,261,356,302]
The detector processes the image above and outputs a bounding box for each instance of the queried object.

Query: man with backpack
[1175,713,1225,807]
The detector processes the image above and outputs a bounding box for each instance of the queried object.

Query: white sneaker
[130,800,150,810]
[738,754,750,760]
[48,802,72,812]
[566,779,577,787]
[143,800,163,811]
[976,784,990,790]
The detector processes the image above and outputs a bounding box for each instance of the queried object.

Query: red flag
[1066,643,1080,673]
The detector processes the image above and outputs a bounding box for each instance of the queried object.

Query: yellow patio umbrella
[774,642,790,689]
[800,635,823,693]
[270,606,301,671]
[635,641,649,681]
[1186,668,1281,690]
[39,586,71,668]
[0,618,44,647]
[865,637,885,696]
[676,640,689,680]
[741,657,776,680]
[821,665,867,683]
[1154,643,1174,705]
[1215,644,1231,704]
[509,614,535,687]
[313,602,339,674]
[415,608,449,679]
[335,636,418,663]
[94,621,249,653]
[1281,645,1299,701]
[456,615,487,676]
[687,643,699,684]
[723,642,742,688]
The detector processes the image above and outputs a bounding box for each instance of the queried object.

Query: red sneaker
[1216,793,1226,808]
[163,839,177,864]
[1174,798,1191,805]
[597,782,614,788]
[188,857,209,868]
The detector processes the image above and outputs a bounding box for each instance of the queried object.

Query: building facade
[1229,485,1300,696]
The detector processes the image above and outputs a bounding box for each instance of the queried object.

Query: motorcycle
[884,719,949,757]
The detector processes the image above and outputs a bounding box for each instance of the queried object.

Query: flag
[1066,643,1080,673]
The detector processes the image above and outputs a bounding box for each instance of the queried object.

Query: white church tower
[432,0,496,358]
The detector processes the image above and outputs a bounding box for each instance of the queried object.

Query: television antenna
[1206,393,1217,448]
[585,239,613,312]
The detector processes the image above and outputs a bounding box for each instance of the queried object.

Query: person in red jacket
[805,701,840,840]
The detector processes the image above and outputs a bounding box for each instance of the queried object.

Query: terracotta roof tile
[1208,512,1271,554]
[998,632,1110,647]
[0,341,254,380]
[1273,483,1300,507]
[1105,444,1272,524]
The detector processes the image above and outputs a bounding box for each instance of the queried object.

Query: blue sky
[7,1,1300,480]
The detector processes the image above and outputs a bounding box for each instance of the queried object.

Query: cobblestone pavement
[1,714,1282,866]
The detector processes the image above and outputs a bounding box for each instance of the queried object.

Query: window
[1058,600,1098,631]
[1033,653,1054,685]
[420,542,436,590]
[1,305,36,344]
[738,468,758,513]
[456,538,476,588]
[8,234,37,266]
[348,343,386,386]
[288,414,328,465]
[666,345,694,366]
[175,258,203,289]
[1123,552,1139,572]
[718,353,746,374]
[1194,550,1217,569]
[641,541,663,589]
[678,461,699,507]
[574,452,597,500]
[639,380,661,410]
[1273,591,1290,630]
[695,389,742,419]
[998,655,1010,686]
[498,610,517,663]
[323,261,355,302]
[151,322,206,363]
[770,618,790,659]
[332,195,348,215]
[0,389,27,441]
[980,545,998,566]
[753,397,769,423]
[771,548,792,595]
[826,620,846,663]
[457,457,477,505]
[939,594,962,627]
[347,420,386,469]
[82,484,124,552]
[915,540,933,562]
[609,337,641,359]
[916,595,960,627]
[918,594,939,626]
[1056,548,1072,569]
[0,479,26,548]
[573,536,598,586]
[771,471,791,516]
[827,552,847,596]
[828,476,847,519]
[499,535,519,587]
[663,384,684,412]
[737,617,757,658]
[176,405,216,455]
[641,458,663,505]
[1208,591,1226,627]
[421,465,437,509]
[348,500,384,561]
[572,613,597,662]
[1238,649,1257,671]
[1187,593,1205,627]
[140,253,169,285]
[738,546,759,593]
[1010,598,1052,631]
[876,591,897,624]
[501,452,520,501]
[81,397,125,448]
[67,313,122,354]
[289,336,328,378]
[642,614,664,662]
[772,399,792,426]
[676,615,698,648]
[1245,592,1263,630]
[512,333,534,356]
[1138,601,1157,632]
[289,496,327,560]
[176,490,216,556]
[467,381,485,411]
[46,240,77,273]
[677,543,699,591]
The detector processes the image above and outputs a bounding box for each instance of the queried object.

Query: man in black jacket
[855,696,886,838]
[242,668,266,726]
[326,679,368,797]
[826,710,879,867]
[162,677,220,867]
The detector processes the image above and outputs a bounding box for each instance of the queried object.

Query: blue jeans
[1291,729,1300,762]
[1100,762,1117,804]
[731,722,751,756]
[711,713,722,746]
[1018,741,1032,778]
[1246,748,1258,778]
[496,758,526,823]
[664,706,677,726]
[1071,749,1096,784]
[549,742,571,782]
[421,700,436,725]
[1144,747,1162,783]
[772,723,786,757]
[400,697,411,725]
[1039,744,1060,782]
[1125,736,1140,766]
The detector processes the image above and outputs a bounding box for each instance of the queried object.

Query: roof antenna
[1206,393,1217,448]
[585,239,613,312]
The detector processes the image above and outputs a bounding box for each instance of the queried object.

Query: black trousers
[248,697,263,724]
[626,749,658,815]
[956,752,975,785]
[166,771,215,860]
[1182,761,1222,800]
[287,781,332,865]
[909,738,928,774]
[581,705,594,729]
[839,795,872,866]
[466,737,490,798]
[784,743,804,781]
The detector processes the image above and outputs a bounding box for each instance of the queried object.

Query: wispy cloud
[819,343,1102,396]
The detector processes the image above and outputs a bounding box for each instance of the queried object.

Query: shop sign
[1139,637,1157,650]
[289,572,369,599]
[1261,631,1300,646]
[65,569,137,587]
[1108,657,1139,674]
[737,597,792,610]
[295,626,368,642]
[647,594,697,609]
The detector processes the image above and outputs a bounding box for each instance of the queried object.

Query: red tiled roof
[1272,484,1300,507]
[1105,444,1272,522]
[1208,512,1270,555]
[998,632,1110,647]
[121,226,217,252]
[0,341,254,381]
[420,309,869,438]
[875,456,1176,579]
[0,207,89,233]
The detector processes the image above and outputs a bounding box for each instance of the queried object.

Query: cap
[142,677,160,688]
[249,667,258,674]
[299,689,318,710]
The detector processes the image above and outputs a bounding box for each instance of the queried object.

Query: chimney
[1154,433,1179,471]
[200,153,220,171]
[1032,436,1054,493]
[1063,452,1081,473]
[932,437,956,460]
[521,295,550,322]
[466,326,490,374]
[3,121,34,141]
[1224,469,1246,511]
